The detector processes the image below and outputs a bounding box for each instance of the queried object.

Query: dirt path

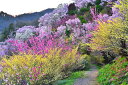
[74,66,99,85]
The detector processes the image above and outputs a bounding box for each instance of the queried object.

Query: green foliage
[54,79,74,85]
[96,5,103,13]
[74,57,91,71]
[91,55,104,65]
[75,43,91,70]
[68,71,86,79]
[95,0,101,5]
[79,8,90,15]
[97,57,128,85]
[87,3,94,8]
[84,12,92,21]
[0,23,15,41]
[101,7,112,15]
[78,16,87,24]
[67,10,77,15]
[65,29,71,37]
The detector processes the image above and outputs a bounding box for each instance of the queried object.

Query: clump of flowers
[15,26,36,41]
[38,4,68,28]
[7,35,71,55]
[0,54,46,85]
[0,47,82,85]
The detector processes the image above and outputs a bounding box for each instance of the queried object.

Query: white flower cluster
[15,26,36,40]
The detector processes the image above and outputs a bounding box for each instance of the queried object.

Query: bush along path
[74,65,99,85]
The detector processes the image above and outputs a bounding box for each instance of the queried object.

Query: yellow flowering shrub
[114,0,128,21]
[0,54,45,85]
[42,48,82,83]
[89,18,128,54]
[0,48,83,85]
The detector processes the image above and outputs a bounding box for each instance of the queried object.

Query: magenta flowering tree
[90,7,98,20]
[7,34,72,55]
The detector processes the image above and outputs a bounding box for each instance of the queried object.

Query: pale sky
[0,0,73,15]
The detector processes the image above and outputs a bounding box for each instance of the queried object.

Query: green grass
[97,57,128,85]
[53,71,86,85]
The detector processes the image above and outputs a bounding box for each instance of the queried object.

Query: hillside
[0,0,127,85]
[0,8,54,31]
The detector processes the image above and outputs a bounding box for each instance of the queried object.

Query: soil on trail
[74,66,99,85]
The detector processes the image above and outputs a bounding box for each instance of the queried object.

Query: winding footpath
[74,66,99,85]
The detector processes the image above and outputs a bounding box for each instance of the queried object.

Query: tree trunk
[120,39,128,60]
[120,39,128,56]
[101,51,109,64]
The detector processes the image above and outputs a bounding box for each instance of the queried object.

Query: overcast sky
[0,0,73,15]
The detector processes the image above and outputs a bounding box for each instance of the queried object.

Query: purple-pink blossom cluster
[7,35,71,55]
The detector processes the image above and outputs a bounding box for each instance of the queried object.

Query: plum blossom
[74,0,96,8]
[36,26,52,37]
[57,25,67,34]
[66,18,81,29]
[39,4,68,28]
[15,26,36,40]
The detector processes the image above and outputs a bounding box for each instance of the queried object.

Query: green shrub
[91,55,104,65]
[79,8,90,15]
[65,29,71,37]
[0,23,15,41]
[101,7,112,15]
[78,16,88,24]
[84,12,93,21]
[68,10,77,15]
[96,5,103,13]
[87,3,94,8]
[97,57,128,85]
[95,0,101,5]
